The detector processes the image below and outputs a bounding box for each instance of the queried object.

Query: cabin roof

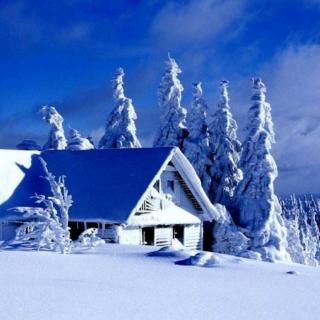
[0,148,221,224]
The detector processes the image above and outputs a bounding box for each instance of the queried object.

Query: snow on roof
[0,149,40,207]
[0,147,220,223]
[129,204,201,227]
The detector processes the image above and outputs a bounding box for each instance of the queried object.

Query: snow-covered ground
[1,244,319,320]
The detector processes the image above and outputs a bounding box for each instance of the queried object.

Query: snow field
[1,244,319,320]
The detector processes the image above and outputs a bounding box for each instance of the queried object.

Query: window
[167,180,175,192]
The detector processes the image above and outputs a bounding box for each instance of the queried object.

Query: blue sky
[1,0,320,195]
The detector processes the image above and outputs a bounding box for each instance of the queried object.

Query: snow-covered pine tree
[99,67,141,149]
[40,106,67,150]
[67,128,94,150]
[208,80,242,209]
[280,195,305,264]
[153,54,187,149]
[183,82,211,192]
[12,157,73,254]
[234,78,289,262]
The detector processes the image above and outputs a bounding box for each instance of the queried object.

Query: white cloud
[0,0,92,45]
[260,45,320,194]
[150,0,248,48]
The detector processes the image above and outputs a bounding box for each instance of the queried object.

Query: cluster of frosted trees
[16,54,319,264]
[280,195,320,265]
[18,67,140,152]
[152,56,290,262]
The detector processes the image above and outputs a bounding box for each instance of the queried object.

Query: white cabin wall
[161,171,199,215]
[184,224,202,250]
[95,224,141,245]
[118,227,141,245]
[155,227,173,246]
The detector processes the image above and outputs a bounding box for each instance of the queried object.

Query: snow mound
[171,238,185,250]
[148,240,190,259]
[74,228,105,249]
[177,252,223,268]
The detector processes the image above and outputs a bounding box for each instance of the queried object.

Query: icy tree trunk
[235,78,290,262]
[39,158,72,232]
[208,80,242,209]
[183,82,211,192]
[40,106,67,150]
[99,68,141,149]
[153,54,187,150]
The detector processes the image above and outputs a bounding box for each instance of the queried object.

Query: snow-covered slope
[1,244,319,320]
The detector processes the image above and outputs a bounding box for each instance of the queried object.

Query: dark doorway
[173,225,184,244]
[69,221,85,240]
[203,221,214,251]
[142,227,154,245]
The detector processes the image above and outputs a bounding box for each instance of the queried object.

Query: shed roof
[0,148,220,223]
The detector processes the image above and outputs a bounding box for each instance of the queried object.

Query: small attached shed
[0,147,220,250]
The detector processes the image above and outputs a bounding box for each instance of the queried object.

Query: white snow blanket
[0,244,319,320]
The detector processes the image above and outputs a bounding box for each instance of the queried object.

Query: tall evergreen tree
[153,54,187,149]
[208,80,242,208]
[183,82,211,192]
[99,68,141,149]
[235,78,289,262]
[40,106,67,150]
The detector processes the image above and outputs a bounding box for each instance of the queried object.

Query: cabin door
[142,227,154,245]
[173,225,184,245]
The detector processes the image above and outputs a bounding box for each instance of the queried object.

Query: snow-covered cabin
[0,148,219,250]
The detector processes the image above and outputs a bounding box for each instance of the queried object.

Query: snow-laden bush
[99,67,141,149]
[75,228,105,249]
[234,78,290,262]
[67,128,94,150]
[11,157,72,254]
[188,252,223,268]
[153,54,187,149]
[208,80,242,209]
[183,82,211,193]
[16,139,42,151]
[40,106,67,150]
[212,204,250,257]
